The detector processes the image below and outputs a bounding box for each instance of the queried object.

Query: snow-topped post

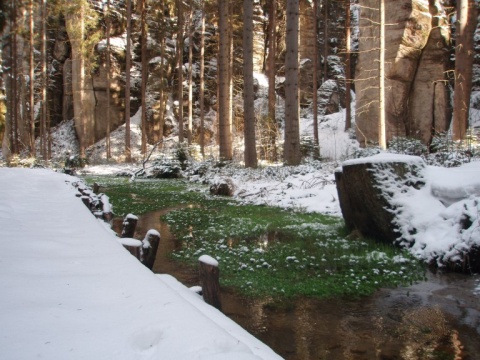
[118,238,142,261]
[141,230,160,270]
[100,194,113,223]
[198,255,222,311]
[121,214,138,238]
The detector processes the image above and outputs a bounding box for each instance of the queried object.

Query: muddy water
[114,210,480,360]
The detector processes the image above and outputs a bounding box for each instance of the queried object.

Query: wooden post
[141,229,160,270]
[198,255,222,311]
[93,182,100,194]
[119,238,142,260]
[121,214,138,238]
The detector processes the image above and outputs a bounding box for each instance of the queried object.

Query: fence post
[199,255,222,311]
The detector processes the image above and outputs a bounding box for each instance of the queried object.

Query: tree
[344,0,352,131]
[40,0,48,159]
[452,0,477,141]
[105,0,112,159]
[29,0,35,157]
[199,0,206,158]
[140,0,148,156]
[284,0,301,165]
[266,0,277,161]
[125,0,132,162]
[218,0,233,160]
[312,0,319,157]
[187,0,194,145]
[378,0,386,149]
[243,0,257,168]
[177,0,184,143]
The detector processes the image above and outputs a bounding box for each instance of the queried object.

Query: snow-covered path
[0,168,282,360]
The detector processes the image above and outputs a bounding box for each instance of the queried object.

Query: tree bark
[29,0,35,157]
[125,0,132,161]
[218,0,233,160]
[344,0,352,131]
[379,0,386,149]
[177,0,184,143]
[312,0,319,158]
[284,0,301,165]
[141,0,147,156]
[187,0,194,145]
[267,0,277,161]
[452,0,477,141]
[243,0,258,168]
[106,0,111,159]
[200,0,206,158]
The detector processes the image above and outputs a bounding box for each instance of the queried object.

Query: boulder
[210,177,235,197]
[335,154,426,244]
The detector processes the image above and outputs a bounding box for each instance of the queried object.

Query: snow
[0,168,282,360]
[199,255,219,267]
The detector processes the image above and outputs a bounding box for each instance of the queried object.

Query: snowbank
[0,168,282,360]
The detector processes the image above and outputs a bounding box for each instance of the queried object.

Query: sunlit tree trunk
[452,0,477,141]
[218,0,233,160]
[187,0,193,145]
[125,0,132,161]
[106,0,111,159]
[156,0,166,144]
[323,0,328,82]
[11,0,19,155]
[312,0,319,158]
[378,0,386,149]
[243,0,258,168]
[344,0,352,131]
[199,0,206,158]
[140,0,147,156]
[267,0,277,161]
[29,0,35,157]
[41,0,48,159]
[284,0,301,165]
[177,0,184,143]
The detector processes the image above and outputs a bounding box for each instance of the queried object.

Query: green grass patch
[84,175,425,299]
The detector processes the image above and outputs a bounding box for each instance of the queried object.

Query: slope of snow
[0,168,282,360]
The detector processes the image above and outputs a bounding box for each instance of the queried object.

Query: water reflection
[114,210,480,360]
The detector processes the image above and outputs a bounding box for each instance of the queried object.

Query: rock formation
[355,0,453,146]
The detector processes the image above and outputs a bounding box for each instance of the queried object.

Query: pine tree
[243,0,257,168]
[284,0,301,165]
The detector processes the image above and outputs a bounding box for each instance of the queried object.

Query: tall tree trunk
[199,0,206,158]
[378,0,386,149]
[452,0,477,141]
[11,0,19,155]
[344,0,352,131]
[243,0,258,168]
[267,0,277,161]
[323,0,328,82]
[125,0,132,161]
[218,0,233,160]
[284,0,301,165]
[158,0,166,144]
[177,0,184,143]
[41,0,48,159]
[29,0,35,157]
[187,0,193,145]
[140,0,147,156]
[106,0,111,159]
[228,1,233,143]
[312,0,319,158]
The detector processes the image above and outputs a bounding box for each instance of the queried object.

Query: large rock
[355,0,451,146]
[335,154,426,243]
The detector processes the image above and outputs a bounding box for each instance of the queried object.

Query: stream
[113,210,480,360]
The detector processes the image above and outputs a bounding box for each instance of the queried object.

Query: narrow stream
[114,210,480,360]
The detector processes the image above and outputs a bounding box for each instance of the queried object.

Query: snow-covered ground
[0,168,282,360]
